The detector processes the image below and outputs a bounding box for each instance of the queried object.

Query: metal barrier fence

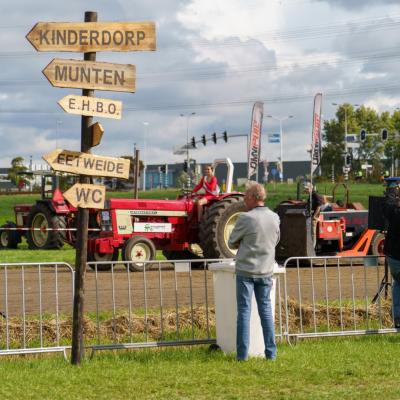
[2,256,398,358]
[86,259,285,355]
[0,262,74,357]
[283,255,398,340]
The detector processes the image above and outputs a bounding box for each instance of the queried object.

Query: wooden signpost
[58,95,123,119]
[63,183,106,209]
[43,149,130,179]
[43,59,135,92]
[28,11,156,366]
[26,21,156,52]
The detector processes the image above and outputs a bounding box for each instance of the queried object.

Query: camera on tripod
[368,177,400,231]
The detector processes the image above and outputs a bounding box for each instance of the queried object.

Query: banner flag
[247,101,264,180]
[311,93,323,176]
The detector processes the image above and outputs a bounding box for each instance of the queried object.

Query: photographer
[382,179,400,328]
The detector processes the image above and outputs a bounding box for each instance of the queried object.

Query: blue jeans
[387,256,400,327]
[236,274,277,360]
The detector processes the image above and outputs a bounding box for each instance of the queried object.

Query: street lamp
[142,122,149,191]
[180,112,196,187]
[266,114,294,183]
[332,102,359,181]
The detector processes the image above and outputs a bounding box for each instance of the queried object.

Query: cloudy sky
[1,0,400,168]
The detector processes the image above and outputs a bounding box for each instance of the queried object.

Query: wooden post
[71,10,97,365]
[134,149,140,199]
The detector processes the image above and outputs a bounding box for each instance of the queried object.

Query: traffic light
[345,153,352,166]
[212,132,217,144]
[381,128,388,141]
[201,134,206,146]
[360,129,366,141]
[191,137,196,148]
[222,130,228,142]
[160,164,167,173]
[183,160,188,172]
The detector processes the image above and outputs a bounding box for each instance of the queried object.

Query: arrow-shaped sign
[43,149,130,179]
[64,183,106,209]
[42,59,135,92]
[58,95,122,119]
[90,122,104,147]
[26,21,156,52]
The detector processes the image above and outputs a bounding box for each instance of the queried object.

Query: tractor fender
[35,199,71,215]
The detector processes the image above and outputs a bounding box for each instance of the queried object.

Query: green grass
[0,335,399,399]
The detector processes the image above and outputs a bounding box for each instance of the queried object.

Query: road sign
[63,183,106,209]
[26,21,156,52]
[43,59,135,92]
[43,149,130,179]
[58,95,122,119]
[90,122,104,147]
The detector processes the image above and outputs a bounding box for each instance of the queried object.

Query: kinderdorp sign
[43,149,130,179]
[26,21,156,52]
[58,95,122,119]
[43,59,135,92]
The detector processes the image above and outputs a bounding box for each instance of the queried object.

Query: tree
[7,157,32,189]
[176,171,189,189]
[321,104,396,180]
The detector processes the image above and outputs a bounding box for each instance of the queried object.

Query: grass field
[0,182,385,265]
[0,335,399,399]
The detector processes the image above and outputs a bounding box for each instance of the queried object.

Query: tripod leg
[371,258,391,304]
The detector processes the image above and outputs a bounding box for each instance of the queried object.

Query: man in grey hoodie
[228,182,280,361]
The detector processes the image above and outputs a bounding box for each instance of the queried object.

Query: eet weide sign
[63,183,106,209]
[58,95,122,119]
[43,149,130,179]
[43,59,135,92]
[26,21,156,52]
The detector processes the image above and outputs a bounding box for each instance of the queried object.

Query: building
[144,160,310,189]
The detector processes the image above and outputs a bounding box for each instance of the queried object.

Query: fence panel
[0,262,74,357]
[86,259,286,354]
[283,256,398,339]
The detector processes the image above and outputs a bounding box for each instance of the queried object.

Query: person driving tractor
[192,164,219,220]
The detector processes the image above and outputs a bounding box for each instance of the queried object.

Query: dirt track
[0,262,388,317]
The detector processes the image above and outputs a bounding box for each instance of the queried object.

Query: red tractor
[87,159,246,271]
[0,172,79,250]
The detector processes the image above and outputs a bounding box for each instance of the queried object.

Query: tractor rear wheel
[371,232,385,257]
[0,222,21,249]
[87,249,119,271]
[26,203,66,249]
[123,236,156,272]
[199,197,246,259]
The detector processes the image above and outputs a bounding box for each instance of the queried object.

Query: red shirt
[193,176,218,195]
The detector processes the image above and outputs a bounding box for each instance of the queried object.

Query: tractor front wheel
[0,222,20,249]
[371,232,385,257]
[123,236,156,272]
[87,249,119,271]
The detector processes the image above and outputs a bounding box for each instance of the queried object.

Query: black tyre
[0,224,9,249]
[199,197,246,259]
[26,203,66,249]
[123,236,156,272]
[371,232,385,257]
[87,248,119,271]
[0,222,21,249]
